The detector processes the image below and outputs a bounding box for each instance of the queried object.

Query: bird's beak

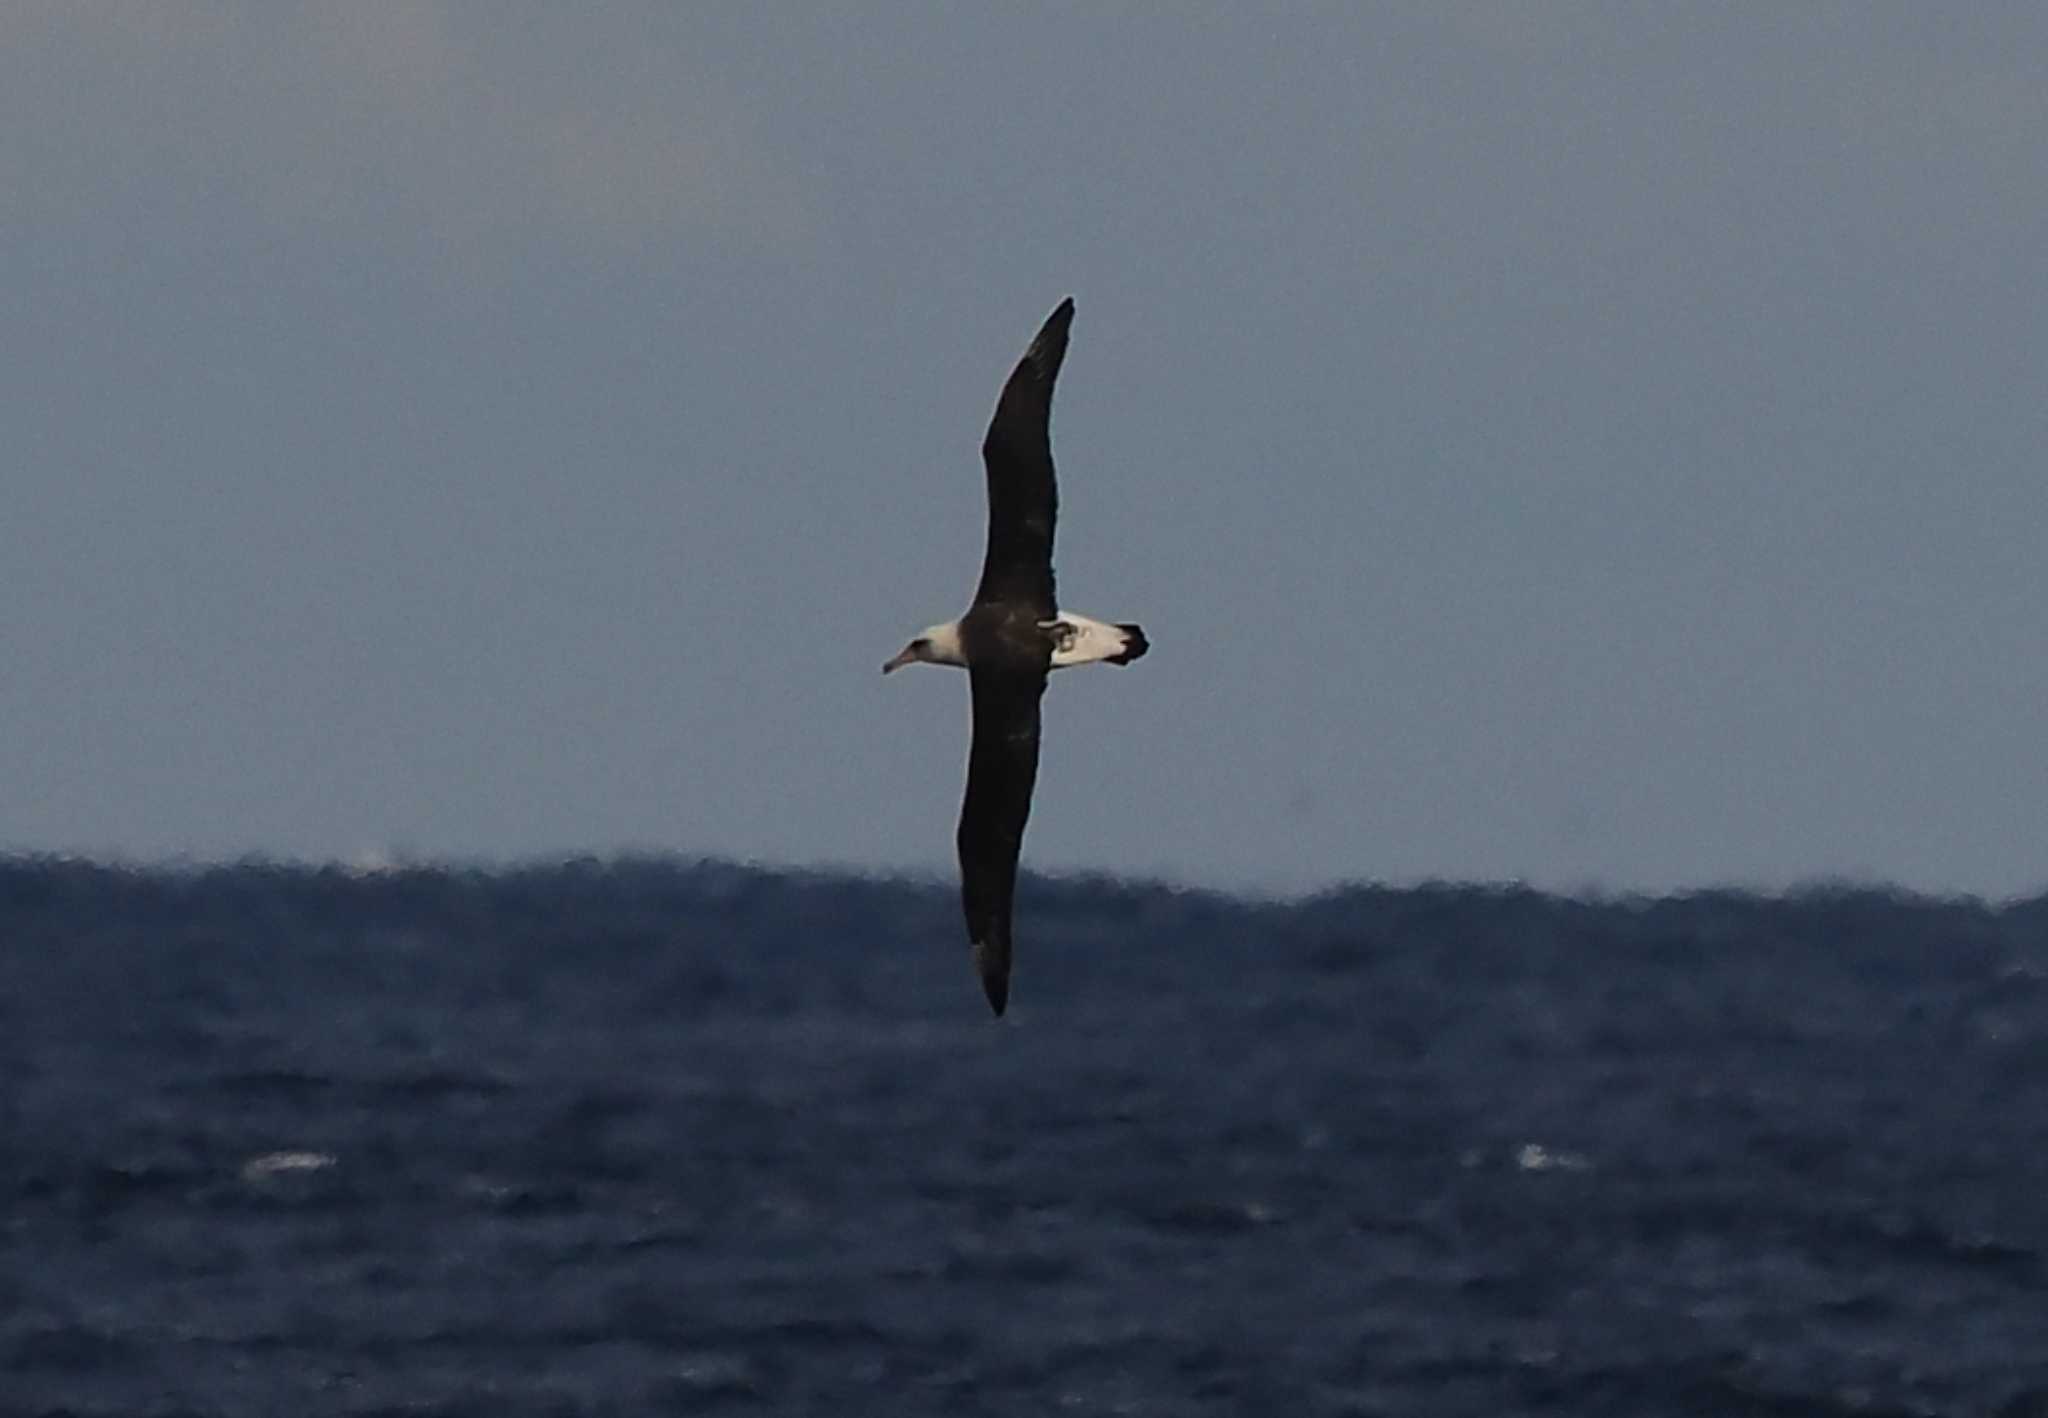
[882,647,916,675]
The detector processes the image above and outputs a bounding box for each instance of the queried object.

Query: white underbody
[1041,612,1135,670]
[890,611,1140,673]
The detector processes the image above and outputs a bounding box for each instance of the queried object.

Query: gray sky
[5,5,2044,898]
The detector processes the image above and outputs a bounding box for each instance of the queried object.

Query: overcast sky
[5,5,2044,898]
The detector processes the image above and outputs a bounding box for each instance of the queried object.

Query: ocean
[3,857,2046,1416]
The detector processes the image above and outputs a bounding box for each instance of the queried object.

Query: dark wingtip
[1003,297,1081,401]
[1027,299,1075,370]
[973,937,1011,1016]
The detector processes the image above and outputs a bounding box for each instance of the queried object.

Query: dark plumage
[884,298,1148,1016]
[954,300,1072,1015]
[973,297,1071,615]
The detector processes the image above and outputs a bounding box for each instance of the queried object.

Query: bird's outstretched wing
[956,665,1047,1015]
[973,298,1073,616]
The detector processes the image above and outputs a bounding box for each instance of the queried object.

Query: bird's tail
[1107,623,1149,666]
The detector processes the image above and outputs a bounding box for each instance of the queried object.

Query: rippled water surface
[4,860,2047,1415]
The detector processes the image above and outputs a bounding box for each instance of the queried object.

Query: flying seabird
[884,298,1149,1016]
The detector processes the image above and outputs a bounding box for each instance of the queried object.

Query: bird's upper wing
[956,665,1047,1016]
[973,298,1073,616]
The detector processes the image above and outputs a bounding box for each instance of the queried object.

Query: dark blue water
[4,858,2047,1416]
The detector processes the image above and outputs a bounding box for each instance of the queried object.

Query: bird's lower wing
[956,667,1047,1015]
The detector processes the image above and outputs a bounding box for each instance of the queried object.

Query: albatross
[884,298,1149,1016]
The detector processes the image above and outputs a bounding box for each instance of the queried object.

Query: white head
[882,620,967,673]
